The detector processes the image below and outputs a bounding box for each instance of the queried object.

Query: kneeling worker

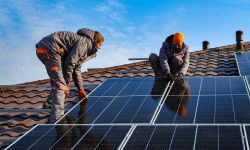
[149,32,189,80]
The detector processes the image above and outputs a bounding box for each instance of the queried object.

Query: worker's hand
[65,85,70,98]
[166,73,174,81]
[174,74,184,81]
[79,89,88,100]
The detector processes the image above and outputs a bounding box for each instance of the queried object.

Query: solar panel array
[236,51,250,75]
[7,77,250,149]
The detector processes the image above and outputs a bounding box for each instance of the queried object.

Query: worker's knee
[149,53,159,63]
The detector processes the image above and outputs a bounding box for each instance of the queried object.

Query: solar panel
[236,51,250,75]
[57,77,170,124]
[155,76,250,123]
[7,124,132,150]
[7,76,250,149]
[122,125,244,150]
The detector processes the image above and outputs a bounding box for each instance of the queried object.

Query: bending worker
[149,32,189,80]
[36,28,104,123]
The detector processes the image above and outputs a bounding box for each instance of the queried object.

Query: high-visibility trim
[36,48,48,54]
[50,66,58,71]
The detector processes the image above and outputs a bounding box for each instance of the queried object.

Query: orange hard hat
[173,32,184,44]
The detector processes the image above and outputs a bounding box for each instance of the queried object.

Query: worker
[149,32,189,80]
[36,28,104,123]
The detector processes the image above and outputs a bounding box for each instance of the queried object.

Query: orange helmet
[173,32,184,44]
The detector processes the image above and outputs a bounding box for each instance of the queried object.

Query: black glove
[166,73,174,81]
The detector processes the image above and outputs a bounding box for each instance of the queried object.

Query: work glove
[166,73,175,81]
[65,85,70,98]
[79,89,88,100]
[174,74,184,81]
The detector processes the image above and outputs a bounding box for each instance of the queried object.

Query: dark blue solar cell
[123,126,155,149]
[145,126,175,149]
[216,95,235,123]
[230,76,247,94]
[95,126,131,149]
[195,96,215,123]
[187,77,202,95]
[195,126,218,149]
[219,126,244,150]
[131,96,161,123]
[103,78,131,96]
[245,51,250,62]
[200,77,216,95]
[216,77,231,95]
[232,95,250,123]
[118,78,144,96]
[93,96,130,123]
[113,96,149,123]
[236,52,248,63]
[133,78,155,95]
[71,97,114,124]
[73,125,112,149]
[48,125,93,149]
[26,125,78,149]
[174,96,198,123]
[169,126,196,150]
[7,125,55,150]
[89,78,119,96]
[238,62,250,76]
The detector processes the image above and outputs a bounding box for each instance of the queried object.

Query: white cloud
[94,0,126,22]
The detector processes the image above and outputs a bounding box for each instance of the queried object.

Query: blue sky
[1,0,250,84]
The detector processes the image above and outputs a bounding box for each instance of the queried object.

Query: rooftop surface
[2,41,250,149]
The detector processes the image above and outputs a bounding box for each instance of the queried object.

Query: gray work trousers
[36,48,66,123]
[149,53,182,77]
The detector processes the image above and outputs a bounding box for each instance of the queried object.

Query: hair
[94,31,104,44]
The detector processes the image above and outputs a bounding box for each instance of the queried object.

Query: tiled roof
[1,42,250,149]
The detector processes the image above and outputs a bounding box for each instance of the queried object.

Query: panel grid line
[150,81,173,124]
[93,126,113,150]
[193,125,198,150]
[243,125,250,150]
[49,125,76,149]
[168,125,177,150]
[111,79,146,123]
[240,125,247,150]
[235,52,242,76]
[218,125,219,150]
[55,78,110,124]
[130,96,148,123]
[229,77,237,123]
[70,126,94,150]
[5,124,40,149]
[118,124,137,150]
[145,126,157,150]
[193,77,203,123]
[214,77,217,124]
[27,126,57,150]
[92,79,134,124]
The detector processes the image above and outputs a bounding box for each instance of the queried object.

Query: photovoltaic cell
[90,78,164,97]
[8,125,131,150]
[123,125,244,150]
[6,125,55,149]
[236,51,250,75]
[58,78,169,124]
[195,125,244,150]
[155,76,250,124]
